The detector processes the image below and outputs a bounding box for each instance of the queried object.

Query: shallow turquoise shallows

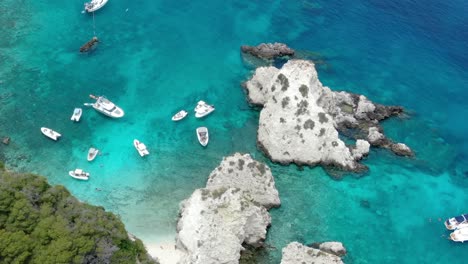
[1,0,467,263]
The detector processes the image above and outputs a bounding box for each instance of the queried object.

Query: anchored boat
[86,94,124,118]
[41,127,61,141]
[172,110,188,121]
[69,169,90,181]
[84,0,109,13]
[194,100,215,118]
[87,147,99,161]
[196,127,209,147]
[71,108,82,122]
[444,214,468,230]
[133,139,149,157]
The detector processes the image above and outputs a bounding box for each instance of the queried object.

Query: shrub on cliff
[0,169,156,264]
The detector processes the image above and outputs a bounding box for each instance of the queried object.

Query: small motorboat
[444,214,468,230]
[71,108,83,122]
[133,139,149,157]
[196,127,209,147]
[79,36,99,53]
[87,147,99,161]
[69,169,90,181]
[172,110,188,121]
[194,100,215,118]
[41,127,61,141]
[86,94,124,118]
[84,0,109,13]
[449,226,468,243]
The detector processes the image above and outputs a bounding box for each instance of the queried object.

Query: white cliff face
[244,59,413,171]
[244,60,361,170]
[206,153,280,209]
[176,153,280,264]
[281,242,344,264]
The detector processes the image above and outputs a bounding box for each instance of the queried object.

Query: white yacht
[444,214,468,230]
[71,108,82,122]
[41,127,61,141]
[87,147,99,161]
[450,226,468,243]
[196,127,209,147]
[172,110,188,121]
[133,139,149,157]
[194,100,215,118]
[84,0,109,13]
[69,169,90,181]
[87,94,124,118]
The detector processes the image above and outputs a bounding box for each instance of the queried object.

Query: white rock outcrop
[176,153,280,264]
[318,241,347,257]
[280,242,344,264]
[206,153,280,209]
[243,59,413,171]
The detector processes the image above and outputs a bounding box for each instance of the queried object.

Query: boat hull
[41,127,61,141]
[69,171,89,181]
[196,127,209,147]
[71,108,82,122]
[87,148,99,161]
[85,0,109,12]
[133,139,149,157]
[172,110,188,121]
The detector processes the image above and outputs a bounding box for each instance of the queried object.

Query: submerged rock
[281,242,343,264]
[2,137,10,145]
[241,42,295,60]
[176,153,280,264]
[242,59,413,171]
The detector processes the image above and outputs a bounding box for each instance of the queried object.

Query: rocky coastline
[281,242,346,264]
[175,153,280,264]
[242,59,413,172]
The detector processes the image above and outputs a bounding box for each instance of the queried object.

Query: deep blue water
[1,0,467,263]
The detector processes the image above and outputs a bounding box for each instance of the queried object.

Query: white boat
[172,110,188,121]
[450,226,468,243]
[87,147,99,161]
[87,94,124,118]
[41,127,61,141]
[194,100,215,118]
[70,108,82,122]
[133,139,149,157]
[196,127,209,147]
[68,169,90,181]
[84,0,109,13]
[444,214,468,230]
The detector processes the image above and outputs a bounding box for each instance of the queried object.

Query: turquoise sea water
[1,0,467,263]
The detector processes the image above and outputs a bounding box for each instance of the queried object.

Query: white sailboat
[84,0,109,13]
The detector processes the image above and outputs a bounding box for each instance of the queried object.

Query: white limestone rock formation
[281,242,344,264]
[176,153,280,264]
[243,59,413,171]
[318,241,347,257]
[176,188,270,264]
[206,153,280,209]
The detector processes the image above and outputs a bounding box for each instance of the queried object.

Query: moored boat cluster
[40,95,216,181]
[445,214,468,243]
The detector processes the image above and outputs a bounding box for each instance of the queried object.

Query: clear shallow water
[1,0,467,263]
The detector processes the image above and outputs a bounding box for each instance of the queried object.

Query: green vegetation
[0,168,156,264]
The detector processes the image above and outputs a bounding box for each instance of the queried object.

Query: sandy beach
[145,240,183,264]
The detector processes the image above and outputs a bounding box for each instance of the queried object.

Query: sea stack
[242,59,413,171]
[176,153,280,264]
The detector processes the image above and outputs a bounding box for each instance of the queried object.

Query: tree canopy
[0,166,156,264]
